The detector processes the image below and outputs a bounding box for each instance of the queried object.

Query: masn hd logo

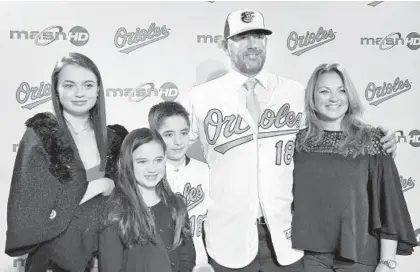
[107,82,179,102]
[10,26,89,46]
[13,144,19,152]
[396,130,420,147]
[360,32,420,51]
[197,34,223,44]
[13,257,26,267]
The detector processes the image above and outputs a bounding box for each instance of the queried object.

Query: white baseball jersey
[166,157,210,265]
[184,69,305,268]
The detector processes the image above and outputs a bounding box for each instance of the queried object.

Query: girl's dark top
[5,112,124,272]
[99,201,196,272]
[291,128,417,265]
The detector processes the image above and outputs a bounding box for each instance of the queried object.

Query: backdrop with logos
[0,1,419,271]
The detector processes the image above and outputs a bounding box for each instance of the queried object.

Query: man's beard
[234,54,266,75]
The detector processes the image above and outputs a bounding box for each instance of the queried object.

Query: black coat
[5,112,124,272]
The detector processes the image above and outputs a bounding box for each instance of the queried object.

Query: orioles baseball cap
[224,9,272,39]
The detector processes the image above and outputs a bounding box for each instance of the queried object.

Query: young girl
[99,128,196,272]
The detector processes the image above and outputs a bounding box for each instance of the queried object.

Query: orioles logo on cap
[241,11,255,23]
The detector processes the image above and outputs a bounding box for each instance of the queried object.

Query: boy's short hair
[148,101,191,131]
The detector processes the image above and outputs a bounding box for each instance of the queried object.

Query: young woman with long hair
[5,52,124,271]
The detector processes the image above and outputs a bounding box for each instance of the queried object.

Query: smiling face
[314,71,349,130]
[132,140,166,190]
[226,31,267,76]
[57,64,98,118]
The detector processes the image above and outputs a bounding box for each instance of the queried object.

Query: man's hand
[378,126,397,158]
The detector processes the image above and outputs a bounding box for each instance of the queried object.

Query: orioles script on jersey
[178,182,207,238]
[183,182,205,211]
[204,103,302,154]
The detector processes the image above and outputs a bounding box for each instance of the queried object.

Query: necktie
[244,78,260,127]
[244,78,264,219]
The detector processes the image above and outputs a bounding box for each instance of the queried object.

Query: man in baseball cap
[220,8,272,78]
[186,8,305,272]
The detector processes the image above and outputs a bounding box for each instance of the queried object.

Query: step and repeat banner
[0,1,419,271]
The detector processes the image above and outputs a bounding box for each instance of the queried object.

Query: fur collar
[26,112,121,184]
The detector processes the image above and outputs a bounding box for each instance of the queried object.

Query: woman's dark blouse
[99,201,196,272]
[291,128,417,265]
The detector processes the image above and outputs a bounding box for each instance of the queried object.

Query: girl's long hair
[51,52,108,170]
[104,128,191,249]
[298,63,373,157]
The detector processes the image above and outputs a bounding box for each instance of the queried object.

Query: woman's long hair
[51,52,108,170]
[298,63,373,157]
[104,128,191,249]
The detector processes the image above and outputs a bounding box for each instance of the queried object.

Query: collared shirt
[183,69,306,268]
[229,68,274,112]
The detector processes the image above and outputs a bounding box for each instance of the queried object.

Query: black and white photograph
[0,1,419,272]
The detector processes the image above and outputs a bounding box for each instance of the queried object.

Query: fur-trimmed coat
[5,112,125,271]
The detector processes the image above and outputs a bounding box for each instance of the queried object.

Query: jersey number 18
[275,140,294,165]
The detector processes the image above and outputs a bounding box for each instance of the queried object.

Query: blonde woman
[291,63,417,272]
